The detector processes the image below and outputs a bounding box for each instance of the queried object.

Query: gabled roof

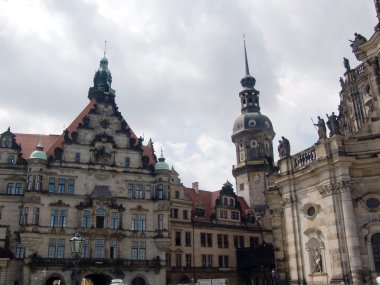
[184,186,252,222]
[12,99,157,166]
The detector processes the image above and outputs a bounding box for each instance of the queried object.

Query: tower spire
[240,35,256,89]
[243,34,250,76]
[104,40,107,58]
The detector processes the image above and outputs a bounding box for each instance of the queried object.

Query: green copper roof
[29,142,47,160]
[155,148,170,171]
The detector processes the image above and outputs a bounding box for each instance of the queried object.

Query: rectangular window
[231,211,240,220]
[166,253,171,266]
[220,210,227,219]
[217,234,229,248]
[131,214,138,231]
[250,236,259,247]
[139,214,146,232]
[75,152,81,163]
[145,185,151,199]
[239,183,244,191]
[59,210,67,227]
[48,238,65,258]
[68,178,75,193]
[82,240,90,258]
[110,239,118,259]
[57,239,65,258]
[111,212,119,229]
[186,254,192,267]
[8,155,14,165]
[58,178,66,194]
[183,210,188,220]
[234,235,244,249]
[201,233,212,247]
[157,184,164,199]
[19,207,28,225]
[6,183,13,195]
[131,241,146,260]
[82,209,92,228]
[175,191,180,199]
[35,175,43,191]
[15,183,22,195]
[127,184,134,198]
[95,239,105,258]
[201,255,213,267]
[135,184,143,199]
[157,214,164,230]
[32,208,39,225]
[125,157,130,167]
[15,244,25,259]
[48,177,55,193]
[27,175,33,191]
[50,209,67,227]
[171,208,178,218]
[175,231,181,246]
[185,232,191,247]
[218,255,229,268]
[176,253,182,267]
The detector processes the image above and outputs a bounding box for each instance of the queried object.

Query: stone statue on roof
[278,136,290,158]
[349,32,367,52]
[343,57,351,72]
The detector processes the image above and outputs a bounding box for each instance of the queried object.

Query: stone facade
[267,5,380,285]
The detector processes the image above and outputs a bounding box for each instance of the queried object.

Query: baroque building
[266,2,380,285]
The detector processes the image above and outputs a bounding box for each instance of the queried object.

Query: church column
[337,181,363,284]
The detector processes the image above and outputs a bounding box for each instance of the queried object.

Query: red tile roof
[13,99,156,165]
[15,133,60,159]
[184,186,251,222]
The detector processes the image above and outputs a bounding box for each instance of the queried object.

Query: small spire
[243,34,250,76]
[104,40,107,58]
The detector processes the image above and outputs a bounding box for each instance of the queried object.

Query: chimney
[192,182,199,193]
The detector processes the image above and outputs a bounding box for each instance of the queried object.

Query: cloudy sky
[0,0,376,190]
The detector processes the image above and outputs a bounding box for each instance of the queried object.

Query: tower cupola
[88,45,116,102]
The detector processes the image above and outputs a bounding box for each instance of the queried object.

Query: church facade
[265,3,380,285]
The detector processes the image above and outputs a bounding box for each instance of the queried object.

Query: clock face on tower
[253,174,262,182]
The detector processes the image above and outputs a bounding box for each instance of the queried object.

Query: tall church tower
[231,37,276,213]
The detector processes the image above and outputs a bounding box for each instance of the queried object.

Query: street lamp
[271,268,276,285]
[70,233,84,285]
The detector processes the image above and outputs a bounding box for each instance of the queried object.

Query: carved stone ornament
[270,208,284,217]
[94,173,110,181]
[318,180,354,197]
[318,184,334,197]
[23,194,41,204]
[130,205,149,212]
[282,196,295,208]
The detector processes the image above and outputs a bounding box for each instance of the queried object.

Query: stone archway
[131,277,146,285]
[44,275,66,285]
[84,273,113,285]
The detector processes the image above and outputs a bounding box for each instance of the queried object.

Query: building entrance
[83,273,113,285]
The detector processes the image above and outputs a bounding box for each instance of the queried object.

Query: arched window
[96,208,106,228]
[371,233,380,272]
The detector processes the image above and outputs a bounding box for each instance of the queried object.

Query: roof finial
[243,34,250,76]
[104,40,107,58]
[160,147,164,158]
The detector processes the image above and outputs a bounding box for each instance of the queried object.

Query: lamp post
[271,268,276,285]
[70,233,84,285]
[41,267,47,285]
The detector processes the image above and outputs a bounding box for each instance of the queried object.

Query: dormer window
[229,199,234,206]
[195,208,205,217]
[8,155,15,165]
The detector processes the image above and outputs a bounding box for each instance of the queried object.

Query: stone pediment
[49,200,69,207]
